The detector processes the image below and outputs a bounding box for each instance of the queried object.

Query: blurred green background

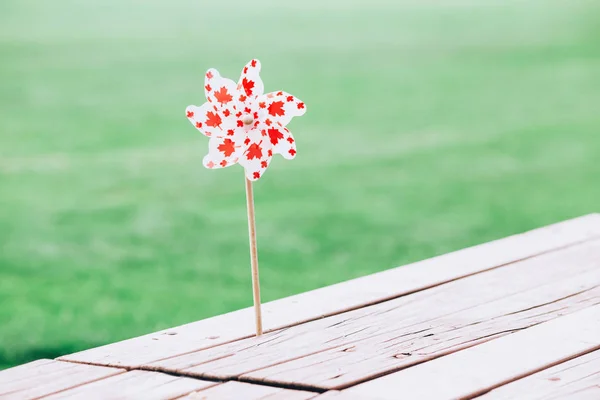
[1,0,599,370]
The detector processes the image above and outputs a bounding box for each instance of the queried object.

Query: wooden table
[2,214,600,400]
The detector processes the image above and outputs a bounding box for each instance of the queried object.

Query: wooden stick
[244,177,263,336]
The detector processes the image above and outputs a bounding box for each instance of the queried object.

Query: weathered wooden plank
[340,304,600,400]
[241,270,600,390]
[476,349,600,400]
[0,360,56,386]
[59,214,600,368]
[0,360,123,399]
[178,381,317,400]
[144,240,600,389]
[43,370,216,400]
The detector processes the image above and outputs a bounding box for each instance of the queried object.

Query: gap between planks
[1,363,317,400]
[58,214,600,368]
[55,358,328,395]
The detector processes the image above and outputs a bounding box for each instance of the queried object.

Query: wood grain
[43,370,216,400]
[178,381,317,400]
[143,240,600,389]
[58,214,600,368]
[0,360,123,399]
[242,270,600,390]
[476,349,600,400]
[341,304,600,400]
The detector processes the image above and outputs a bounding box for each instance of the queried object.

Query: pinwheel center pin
[185,59,307,336]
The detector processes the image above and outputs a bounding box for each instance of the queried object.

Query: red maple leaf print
[223,109,230,117]
[268,128,283,145]
[259,102,266,109]
[289,149,296,156]
[265,119,272,126]
[268,101,285,117]
[244,138,250,145]
[205,111,221,128]
[195,121,202,128]
[261,161,267,168]
[287,136,294,143]
[267,149,273,157]
[253,171,260,179]
[244,107,251,114]
[227,129,235,136]
[217,138,236,157]
[243,66,248,74]
[251,59,257,67]
[206,161,215,168]
[286,96,294,102]
[220,160,228,167]
[277,91,283,96]
[205,84,212,92]
[186,110,194,118]
[297,102,305,109]
[206,71,213,79]
[261,129,267,137]
[246,143,263,160]
[242,78,255,96]
[236,111,242,118]
[237,120,243,127]
[214,87,233,105]
[239,94,247,102]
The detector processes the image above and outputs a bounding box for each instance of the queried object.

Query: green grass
[1,0,600,370]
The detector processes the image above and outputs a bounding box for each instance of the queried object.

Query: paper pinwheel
[186,59,306,181]
[185,60,307,335]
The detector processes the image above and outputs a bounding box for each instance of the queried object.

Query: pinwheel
[186,59,306,181]
[186,60,307,335]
